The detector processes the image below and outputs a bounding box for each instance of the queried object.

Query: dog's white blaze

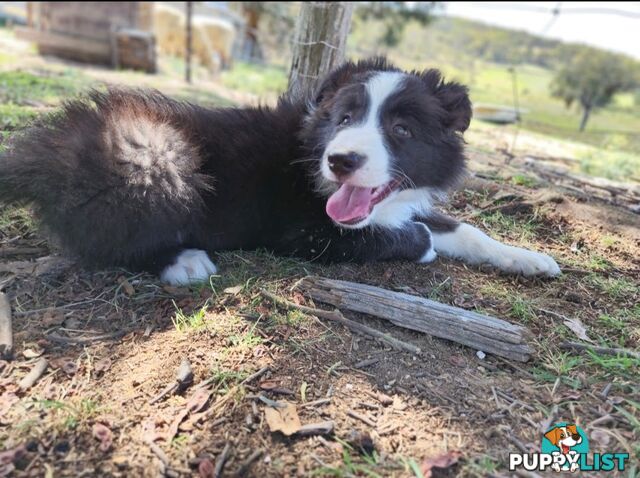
[160,249,217,285]
[432,224,561,277]
[322,72,405,187]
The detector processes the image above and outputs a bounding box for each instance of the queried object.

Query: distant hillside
[349,15,640,71]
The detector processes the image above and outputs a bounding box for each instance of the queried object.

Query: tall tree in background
[288,2,354,97]
[354,2,439,48]
[551,50,638,132]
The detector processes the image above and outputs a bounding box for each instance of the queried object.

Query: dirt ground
[1,36,639,478]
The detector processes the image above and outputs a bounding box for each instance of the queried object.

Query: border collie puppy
[0,58,560,285]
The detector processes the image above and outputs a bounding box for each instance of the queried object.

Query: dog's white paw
[160,249,217,285]
[414,222,437,264]
[495,246,561,277]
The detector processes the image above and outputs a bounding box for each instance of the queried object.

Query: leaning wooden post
[185,1,193,83]
[288,2,354,98]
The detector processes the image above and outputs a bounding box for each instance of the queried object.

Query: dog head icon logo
[542,423,588,472]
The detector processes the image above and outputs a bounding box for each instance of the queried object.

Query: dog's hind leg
[418,211,561,277]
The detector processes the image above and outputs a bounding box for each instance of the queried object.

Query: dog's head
[301,57,471,229]
[544,425,583,454]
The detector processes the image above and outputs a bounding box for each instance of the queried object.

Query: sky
[441,2,640,60]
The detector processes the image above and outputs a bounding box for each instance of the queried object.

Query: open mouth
[561,445,570,454]
[325,178,402,225]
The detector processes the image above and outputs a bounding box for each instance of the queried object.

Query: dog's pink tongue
[326,184,373,223]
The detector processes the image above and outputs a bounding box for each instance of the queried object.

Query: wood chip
[18,357,48,390]
[0,292,13,360]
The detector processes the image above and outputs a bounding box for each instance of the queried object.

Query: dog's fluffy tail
[0,88,211,268]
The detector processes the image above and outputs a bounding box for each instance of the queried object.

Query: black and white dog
[0,58,560,285]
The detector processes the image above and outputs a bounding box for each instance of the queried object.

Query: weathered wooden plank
[297,276,533,362]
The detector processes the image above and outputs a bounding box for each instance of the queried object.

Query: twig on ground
[560,341,640,360]
[214,443,232,478]
[233,449,263,477]
[196,365,269,390]
[0,247,48,258]
[346,409,376,427]
[147,440,169,468]
[148,358,193,405]
[302,398,331,408]
[296,421,335,436]
[259,289,422,355]
[354,358,378,369]
[0,292,13,359]
[19,358,48,390]
[45,331,126,345]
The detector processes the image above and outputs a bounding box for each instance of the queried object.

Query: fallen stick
[19,358,48,390]
[560,341,640,360]
[234,449,263,477]
[149,358,193,405]
[296,276,533,362]
[260,289,422,355]
[214,443,232,478]
[0,292,13,360]
[45,331,126,345]
[296,420,335,436]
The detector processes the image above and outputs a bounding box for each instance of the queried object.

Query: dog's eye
[393,124,411,137]
[339,115,351,126]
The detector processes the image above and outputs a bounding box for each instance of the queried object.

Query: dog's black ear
[421,69,472,132]
[314,57,396,106]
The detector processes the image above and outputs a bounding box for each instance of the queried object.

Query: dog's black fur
[0,57,470,276]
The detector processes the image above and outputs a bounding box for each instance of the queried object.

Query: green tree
[355,2,440,48]
[550,50,639,132]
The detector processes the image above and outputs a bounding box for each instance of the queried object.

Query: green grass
[509,295,536,323]
[171,301,209,332]
[479,211,540,243]
[35,398,100,431]
[220,61,288,97]
[510,174,539,188]
[0,69,87,105]
[586,275,639,299]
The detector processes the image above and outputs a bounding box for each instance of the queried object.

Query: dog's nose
[327,152,366,178]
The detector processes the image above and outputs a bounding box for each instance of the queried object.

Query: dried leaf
[167,409,189,441]
[118,277,135,296]
[92,423,112,452]
[0,444,25,465]
[198,459,215,478]
[259,380,281,391]
[22,348,42,359]
[421,450,462,478]
[61,360,78,376]
[590,429,610,447]
[223,285,243,295]
[94,358,112,373]
[563,318,594,343]
[187,389,212,414]
[264,402,301,436]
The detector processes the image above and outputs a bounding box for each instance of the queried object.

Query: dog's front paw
[495,246,561,277]
[160,249,218,285]
[414,222,437,263]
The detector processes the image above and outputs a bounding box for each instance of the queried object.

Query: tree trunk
[185,1,193,83]
[288,2,354,98]
[579,103,591,132]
